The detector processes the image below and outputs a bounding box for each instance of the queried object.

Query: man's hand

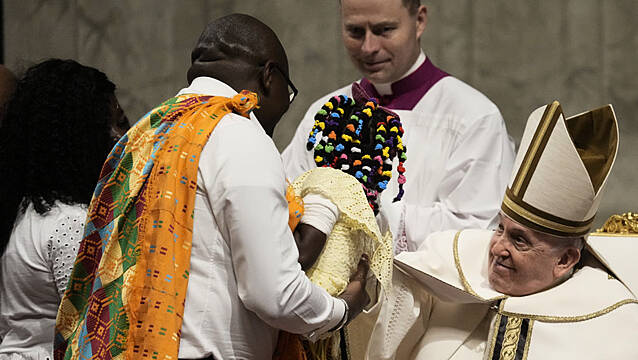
[339,254,370,323]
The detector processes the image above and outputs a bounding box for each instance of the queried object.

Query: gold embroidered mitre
[502,101,618,237]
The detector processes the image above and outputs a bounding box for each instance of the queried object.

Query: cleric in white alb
[282,0,515,253]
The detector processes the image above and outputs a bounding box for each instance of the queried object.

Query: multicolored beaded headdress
[306,93,406,214]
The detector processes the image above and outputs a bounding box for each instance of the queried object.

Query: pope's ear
[554,247,581,278]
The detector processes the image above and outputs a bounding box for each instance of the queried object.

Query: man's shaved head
[188,14,288,80]
[187,14,291,136]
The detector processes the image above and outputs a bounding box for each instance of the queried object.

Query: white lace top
[0,201,87,360]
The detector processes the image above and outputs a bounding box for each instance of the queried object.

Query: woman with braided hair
[276,88,406,360]
[0,59,129,359]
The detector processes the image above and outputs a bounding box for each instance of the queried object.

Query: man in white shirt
[179,14,371,360]
[282,0,515,252]
[55,14,370,360]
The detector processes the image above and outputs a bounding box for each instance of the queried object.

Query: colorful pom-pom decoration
[306,92,407,214]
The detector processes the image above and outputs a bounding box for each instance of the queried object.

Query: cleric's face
[488,213,576,296]
[340,0,425,84]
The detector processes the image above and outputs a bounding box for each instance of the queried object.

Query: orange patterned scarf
[55,91,258,360]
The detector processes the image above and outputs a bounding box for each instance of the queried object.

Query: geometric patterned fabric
[54,91,259,360]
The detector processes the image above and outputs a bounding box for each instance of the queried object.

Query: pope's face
[488,214,576,296]
[340,0,426,84]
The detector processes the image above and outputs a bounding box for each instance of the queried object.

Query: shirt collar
[176,76,265,135]
[372,51,426,95]
[358,52,449,110]
[177,76,239,98]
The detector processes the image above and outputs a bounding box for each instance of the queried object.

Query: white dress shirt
[0,201,87,360]
[176,77,345,359]
[282,54,515,252]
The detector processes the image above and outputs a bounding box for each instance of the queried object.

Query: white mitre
[502,101,618,237]
[500,101,638,299]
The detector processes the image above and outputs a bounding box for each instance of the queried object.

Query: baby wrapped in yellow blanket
[275,92,406,360]
[291,167,392,298]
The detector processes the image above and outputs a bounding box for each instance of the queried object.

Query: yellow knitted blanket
[291,167,392,297]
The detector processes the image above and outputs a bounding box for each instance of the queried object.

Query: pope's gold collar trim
[498,298,638,323]
[453,230,506,302]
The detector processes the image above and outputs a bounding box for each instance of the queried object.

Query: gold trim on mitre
[510,101,562,197]
[503,102,618,238]
[501,191,594,237]
[565,105,619,194]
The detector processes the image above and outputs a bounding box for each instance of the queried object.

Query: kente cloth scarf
[54,91,259,360]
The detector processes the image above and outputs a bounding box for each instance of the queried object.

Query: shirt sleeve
[385,112,515,252]
[300,193,340,235]
[47,213,85,299]
[205,117,345,337]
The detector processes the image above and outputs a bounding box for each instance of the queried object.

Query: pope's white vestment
[347,229,638,359]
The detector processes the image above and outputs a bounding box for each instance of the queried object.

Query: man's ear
[554,247,581,279]
[260,60,277,96]
[415,5,428,40]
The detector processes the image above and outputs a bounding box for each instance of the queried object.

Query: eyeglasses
[273,63,299,104]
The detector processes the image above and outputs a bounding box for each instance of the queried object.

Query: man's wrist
[329,298,349,332]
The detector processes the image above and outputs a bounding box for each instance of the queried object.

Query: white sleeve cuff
[300,193,340,235]
[303,296,347,342]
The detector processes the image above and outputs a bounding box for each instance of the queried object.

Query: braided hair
[0,59,120,255]
[306,95,406,215]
